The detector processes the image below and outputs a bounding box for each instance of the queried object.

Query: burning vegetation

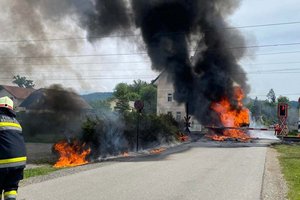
[53,140,91,168]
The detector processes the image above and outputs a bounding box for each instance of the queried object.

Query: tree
[252,97,261,121]
[113,83,132,113]
[90,100,112,111]
[113,80,157,114]
[12,75,35,88]
[277,96,289,104]
[266,89,276,103]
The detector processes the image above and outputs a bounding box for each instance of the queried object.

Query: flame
[178,133,189,142]
[53,140,91,168]
[210,87,250,141]
[150,147,166,154]
[122,152,129,157]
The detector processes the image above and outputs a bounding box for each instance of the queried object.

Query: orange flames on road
[122,152,129,157]
[209,87,250,141]
[53,140,91,168]
[150,147,166,154]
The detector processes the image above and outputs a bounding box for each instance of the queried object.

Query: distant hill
[81,92,113,102]
[290,101,299,109]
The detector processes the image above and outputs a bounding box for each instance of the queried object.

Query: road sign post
[134,100,144,152]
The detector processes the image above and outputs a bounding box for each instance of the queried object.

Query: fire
[122,152,129,157]
[150,147,166,154]
[53,140,91,168]
[178,133,189,142]
[210,87,250,141]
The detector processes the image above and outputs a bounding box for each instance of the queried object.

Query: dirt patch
[262,148,288,200]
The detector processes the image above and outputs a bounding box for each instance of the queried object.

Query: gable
[0,85,35,100]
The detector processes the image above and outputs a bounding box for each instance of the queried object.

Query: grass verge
[24,165,59,179]
[274,144,300,200]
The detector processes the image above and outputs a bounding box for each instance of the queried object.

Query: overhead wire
[0,20,300,43]
[1,42,300,59]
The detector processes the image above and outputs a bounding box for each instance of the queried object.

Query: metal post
[185,102,191,133]
[136,112,140,152]
[134,100,144,152]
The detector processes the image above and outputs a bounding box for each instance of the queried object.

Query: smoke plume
[21,84,90,138]
[130,0,249,126]
[4,0,250,126]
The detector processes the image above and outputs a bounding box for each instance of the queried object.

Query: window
[176,112,181,121]
[167,111,172,116]
[167,93,173,102]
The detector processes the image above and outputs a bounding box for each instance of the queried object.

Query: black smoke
[130,0,249,126]
[11,0,250,126]
[20,84,91,139]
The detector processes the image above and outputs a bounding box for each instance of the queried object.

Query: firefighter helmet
[0,96,14,110]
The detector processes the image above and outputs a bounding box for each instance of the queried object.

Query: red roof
[0,85,35,100]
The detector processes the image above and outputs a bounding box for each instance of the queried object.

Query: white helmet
[0,96,14,110]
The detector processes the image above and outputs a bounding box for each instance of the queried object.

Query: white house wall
[155,73,202,132]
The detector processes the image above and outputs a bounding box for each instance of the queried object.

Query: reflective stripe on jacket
[0,114,26,168]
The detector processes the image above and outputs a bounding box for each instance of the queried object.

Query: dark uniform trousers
[0,111,26,200]
[0,167,24,200]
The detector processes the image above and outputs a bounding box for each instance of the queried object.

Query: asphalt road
[19,141,268,200]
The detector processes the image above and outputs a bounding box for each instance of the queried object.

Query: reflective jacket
[0,109,26,168]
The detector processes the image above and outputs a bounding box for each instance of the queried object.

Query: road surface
[19,141,268,200]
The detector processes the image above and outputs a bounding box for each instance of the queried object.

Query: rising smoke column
[131,0,250,126]
[33,0,249,126]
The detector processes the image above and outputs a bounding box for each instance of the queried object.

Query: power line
[242,61,300,66]
[0,52,148,59]
[249,93,300,97]
[2,42,300,59]
[2,60,300,67]
[0,61,151,66]
[1,68,300,79]
[227,42,300,50]
[2,65,300,74]
[0,76,157,81]
[228,21,300,29]
[256,50,300,56]
[0,20,300,43]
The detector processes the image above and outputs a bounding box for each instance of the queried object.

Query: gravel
[262,147,288,200]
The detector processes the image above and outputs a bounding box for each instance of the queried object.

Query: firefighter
[0,96,26,200]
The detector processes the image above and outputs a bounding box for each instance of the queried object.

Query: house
[153,72,202,132]
[0,85,35,111]
[19,88,92,112]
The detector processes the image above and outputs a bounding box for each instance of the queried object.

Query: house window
[176,112,181,121]
[167,93,173,102]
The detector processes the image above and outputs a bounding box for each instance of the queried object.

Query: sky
[0,0,300,101]
[229,0,300,101]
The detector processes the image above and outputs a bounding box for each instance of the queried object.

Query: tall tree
[12,75,35,88]
[252,97,261,121]
[266,89,276,104]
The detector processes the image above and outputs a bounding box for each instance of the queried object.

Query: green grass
[274,144,300,200]
[24,165,59,179]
